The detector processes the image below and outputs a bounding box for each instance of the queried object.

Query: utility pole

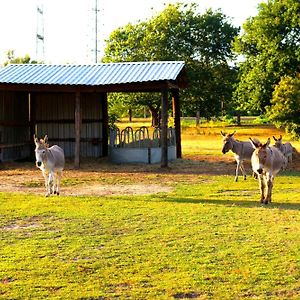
[36,3,45,62]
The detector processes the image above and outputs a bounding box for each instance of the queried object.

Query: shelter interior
[0,62,187,167]
[0,90,108,162]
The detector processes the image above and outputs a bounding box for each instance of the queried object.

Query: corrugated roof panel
[0,61,185,86]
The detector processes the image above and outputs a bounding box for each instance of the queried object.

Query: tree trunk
[149,105,160,127]
[128,108,132,122]
[196,110,201,126]
[237,114,241,126]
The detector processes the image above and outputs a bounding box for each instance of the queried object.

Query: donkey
[249,137,287,204]
[221,131,257,182]
[34,135,65,197]
[273,135,293,164]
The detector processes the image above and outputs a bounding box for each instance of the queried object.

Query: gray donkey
[273,135,293,165]
[34,135,65,197]
[221,131,257,182]
[250,138,287,204]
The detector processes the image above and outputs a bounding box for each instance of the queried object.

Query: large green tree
[103,3,239,122]
[233,0,300,113]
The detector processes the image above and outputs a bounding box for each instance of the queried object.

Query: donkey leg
[53,174,57,194]
[48,171,54,195]
[56,170,62,196]
[258,175,265,203]
[240,161,247,180]
[234,161,240,182]
[265,175,273,204]
[42,170,50,197]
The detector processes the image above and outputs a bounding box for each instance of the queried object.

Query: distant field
[115,117,300,156]
[0,119,299,299]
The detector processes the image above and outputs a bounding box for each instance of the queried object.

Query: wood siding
[0,91,30,161]
[34,92,105,158]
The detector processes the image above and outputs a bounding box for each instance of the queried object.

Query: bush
[253,115,269,125]
[267,75,300,139]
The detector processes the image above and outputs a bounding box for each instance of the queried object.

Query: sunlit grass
[1,173,299,299]
[0,118,300,299]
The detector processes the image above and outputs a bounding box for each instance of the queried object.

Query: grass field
[0,120,300,299]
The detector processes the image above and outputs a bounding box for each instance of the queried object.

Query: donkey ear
[43,135,48,144]
[279,135,282,141]
[249,137,259,149]
[265,138,271,147]
[273,136,277,141]
[33,134,39,145]
[229,131,236,137]
[220,131,226,137]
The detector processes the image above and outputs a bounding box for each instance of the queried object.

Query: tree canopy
[103,3,239,121]
[233,0,300,114]
[267,75,300,137]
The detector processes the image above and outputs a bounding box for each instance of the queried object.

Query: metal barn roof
[0,61,185,86]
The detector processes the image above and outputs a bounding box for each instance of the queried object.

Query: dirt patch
[0,154,299,197]
[64,183,173,196]
[0,161,175,196]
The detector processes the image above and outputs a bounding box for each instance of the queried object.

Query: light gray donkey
[34,135,65,197]
[273,135,293,164]
[221,131,257,182]
[250,137,287,204]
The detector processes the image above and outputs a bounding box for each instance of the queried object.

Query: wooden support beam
[29,92,36,160]
[160,88,168,168]
[102,93,108,157]
[172,89,182,158]
[74,92,81,168]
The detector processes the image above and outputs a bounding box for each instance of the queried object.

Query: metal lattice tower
[36,3,45,62]
[87,0,102,63]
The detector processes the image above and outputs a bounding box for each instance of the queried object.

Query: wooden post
[29,92,36,160]
[161,88,168,168]
[171,89,182,159]
[102,92,108,157]
[74,92,81,168]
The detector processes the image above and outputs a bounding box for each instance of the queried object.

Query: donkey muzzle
[257,168,263,174]
[36,161,42,167]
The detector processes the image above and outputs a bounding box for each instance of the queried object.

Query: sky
[0,0,265,65]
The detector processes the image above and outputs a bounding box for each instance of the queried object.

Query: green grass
[1,121,300,299]
[1,174,300,299]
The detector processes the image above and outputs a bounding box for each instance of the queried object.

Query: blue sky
[0,0,265,64]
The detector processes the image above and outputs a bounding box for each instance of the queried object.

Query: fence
[109,126,176,164]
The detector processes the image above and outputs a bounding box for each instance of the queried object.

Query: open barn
[0,61,187,167]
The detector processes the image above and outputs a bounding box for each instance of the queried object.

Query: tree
[233,0,300,114]
[103,3,239,123]
[3,50,38,66]
[267,75,300,138]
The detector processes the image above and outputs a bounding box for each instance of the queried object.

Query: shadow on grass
[158,196,300,211]
[1,157,300,177]
[280,170,300,177]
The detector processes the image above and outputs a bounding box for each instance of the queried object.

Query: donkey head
[273,135,283,151]
[34,135,48,168]
[221,131,236,154]
[249,138,270,174]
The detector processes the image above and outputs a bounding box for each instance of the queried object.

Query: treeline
[103,1,300,138]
